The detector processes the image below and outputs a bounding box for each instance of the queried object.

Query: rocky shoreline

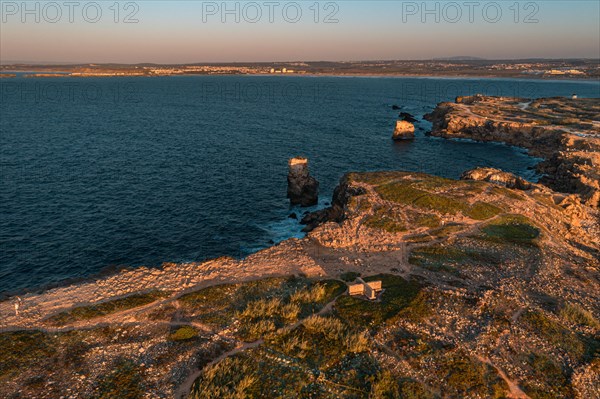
[424,95,600,207]
[2,96,599,399]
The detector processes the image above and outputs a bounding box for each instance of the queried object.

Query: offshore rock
[392,120,415,140]
[399,112,419,123]
[287,157,319,207]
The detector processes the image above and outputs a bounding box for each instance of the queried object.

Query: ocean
[1,75,598,294]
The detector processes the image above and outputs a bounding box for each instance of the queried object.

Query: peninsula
[1,97,599,399]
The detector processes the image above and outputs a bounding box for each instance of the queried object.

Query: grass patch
[409,245,474,274]
[178,277,305,328]
[429,223,467,238]
[46,290,169,326]
[365,207,406,233]
[521,352,574,399]
[522,311,590,360]
[335,275,422,328]
[405,233,435,243]
[97,358,144,399]
[169,326,199,341]
[267,315,370,370]
[439,351,508,398]
[465,202,502,220]
[236,280,347,341]
[491,186,525,201]
[559,302,600,328]
[414,214,441,228]
[179,277,345,341]
[348,196,372,213]
[481,215,540,244]
[376,181,501,220]
[348,171,410,186]
[0,330,56,381]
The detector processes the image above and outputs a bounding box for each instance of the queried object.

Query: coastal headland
[1,96,599,399]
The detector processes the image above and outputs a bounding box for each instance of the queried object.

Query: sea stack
[287,157,319,207]
[392,120,415,140]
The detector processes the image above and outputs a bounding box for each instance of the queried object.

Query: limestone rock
[392,120,415,141]
[461,167,532,190]
[425,95,600,207]
[287,157,319,207]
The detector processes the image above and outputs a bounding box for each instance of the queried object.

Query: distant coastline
[1,59,598,80]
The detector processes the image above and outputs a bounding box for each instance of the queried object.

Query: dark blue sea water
[1,76,599,293]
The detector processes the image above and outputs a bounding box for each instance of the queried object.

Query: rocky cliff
[287,157,319,207]
[425,96,600,207]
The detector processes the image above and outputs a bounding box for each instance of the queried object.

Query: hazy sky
[1,1,599,63]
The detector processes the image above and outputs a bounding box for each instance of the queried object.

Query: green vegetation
[466,201,502,220]
[191,355,261,398]
[236,297,298,341]
[179,277,346,341]
[414,213,441,228]
[45,290,169,326]
[375,180,500,220]
[490,185,525,201]
[365,207,406,233]
[348,196,371,213]
[439,352,508,398]
[405,233,435,243]
[429,223,467,238]
[481,215,540,244]
[0,330,56,381]
[193,332,376,398]
[397,378,436,399]
[559,302,600,328]
[268,315,370,369]
[169,325,199,341]
[522,311,588,360]
[521,352,574,399]
[412,175,462,190]
[335,275,423,328]
[97,358,144,399]
[398,290,435,321]
[409,245,493,274]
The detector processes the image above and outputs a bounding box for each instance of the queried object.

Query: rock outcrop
[460,167,533,190]
[425,95,600,207]
[287,157,319,207]
[399,112,418,123]
[300,175,366,232]
[392,120,415,140]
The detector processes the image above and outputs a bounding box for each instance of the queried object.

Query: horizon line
[2,57,600,66]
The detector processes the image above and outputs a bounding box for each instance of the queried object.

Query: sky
[1,1,599,63]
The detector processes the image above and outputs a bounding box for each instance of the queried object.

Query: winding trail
[475,355,530,399]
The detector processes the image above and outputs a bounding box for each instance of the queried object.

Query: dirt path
[475,355,530,399]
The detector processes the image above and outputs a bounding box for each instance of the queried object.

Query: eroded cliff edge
[424,95,600,207]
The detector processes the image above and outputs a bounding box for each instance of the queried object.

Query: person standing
[14,296,22,317]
